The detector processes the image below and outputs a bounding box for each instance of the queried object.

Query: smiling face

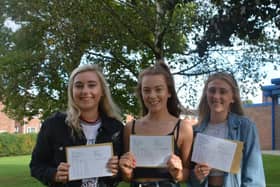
[141,74,171,114]
[206,79,234,117]
[72,71,103,114]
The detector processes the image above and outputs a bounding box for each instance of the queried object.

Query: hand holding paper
[66,143,113,181]
[191,133,243,173]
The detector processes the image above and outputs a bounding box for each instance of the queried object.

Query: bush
[0,133,37,157]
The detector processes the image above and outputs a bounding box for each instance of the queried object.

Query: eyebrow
[143,84,165,88]
[207,87,231,92]
[208,86,230,89]
[74,80,97,84]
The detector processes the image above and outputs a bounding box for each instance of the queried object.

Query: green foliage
[0,0,279,120]
[0,133,37,156]
[195,0,280,56]
[243,100,253,104]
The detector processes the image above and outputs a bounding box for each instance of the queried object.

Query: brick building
[258,78,280,150]
[0,102,41,134]
[0,102,19,133]
[244,103,277,150]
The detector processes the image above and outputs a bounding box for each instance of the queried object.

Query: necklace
[79,116,100,124]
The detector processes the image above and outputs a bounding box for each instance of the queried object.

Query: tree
[0,0,279,121]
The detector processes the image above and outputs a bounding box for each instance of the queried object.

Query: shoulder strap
[131,120,136,134]
[169,119,181,143]
[175,119,181,143]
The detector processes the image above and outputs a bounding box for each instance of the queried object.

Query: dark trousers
[130,180,180,187]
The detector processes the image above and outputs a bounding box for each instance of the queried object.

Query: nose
[209,89,221,98]
[212,91,222,99]
[148,90,157,98]
[81,86,90,94]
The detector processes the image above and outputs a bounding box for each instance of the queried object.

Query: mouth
[149,100,160,106]
[80,97,93,101]
[212,99,222,104]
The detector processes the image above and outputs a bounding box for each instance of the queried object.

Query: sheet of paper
[130,135,173,167]
[191,133,237,172]
[66,143,113,181]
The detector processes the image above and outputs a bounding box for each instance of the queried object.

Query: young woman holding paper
[119,61,193,187]
[188,72,265,187]
[30,64,124,187]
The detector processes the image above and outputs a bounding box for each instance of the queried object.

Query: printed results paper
[130,135,173,167]
[191,133,237,172]
[66,143,113,181]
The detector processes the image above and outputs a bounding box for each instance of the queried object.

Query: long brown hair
[136,61,182,117]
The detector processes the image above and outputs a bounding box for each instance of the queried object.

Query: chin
[211,107,223,112]
[149,107,161,113]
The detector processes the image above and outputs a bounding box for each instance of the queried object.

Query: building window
[27,127,36,133]
[15,126,19,133]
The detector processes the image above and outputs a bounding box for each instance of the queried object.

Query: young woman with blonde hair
[30,64,124,187]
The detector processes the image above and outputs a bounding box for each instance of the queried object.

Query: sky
[251,68,279,103]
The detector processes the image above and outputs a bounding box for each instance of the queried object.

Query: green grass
[0,154,278,187]
[263,154,280,187]
[0,155,41,187]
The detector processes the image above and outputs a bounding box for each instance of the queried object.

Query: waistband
[208,184,223,187]
[130,180,179,187]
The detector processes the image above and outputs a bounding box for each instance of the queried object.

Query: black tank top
[131,119,181,179]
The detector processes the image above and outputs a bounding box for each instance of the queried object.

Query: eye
[156,88,163,92]
[220,88,229,95]
[88,83,96,88]
[142,88,151,94]
[74,83,83,89]
[207,87,216,94]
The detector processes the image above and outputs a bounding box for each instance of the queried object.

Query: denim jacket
[187,112,266,187]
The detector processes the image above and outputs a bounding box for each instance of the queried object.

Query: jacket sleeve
[29,119,57,186]
[110,121,124,186]
[112,123,124,157]
[241,120,266,187]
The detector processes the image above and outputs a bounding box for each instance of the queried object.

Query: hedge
[0,133,37,157]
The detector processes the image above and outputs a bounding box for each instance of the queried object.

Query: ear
[168,92,171,98]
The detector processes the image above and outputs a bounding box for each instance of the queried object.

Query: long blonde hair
[66,64,121,134]
[198,72,244,124]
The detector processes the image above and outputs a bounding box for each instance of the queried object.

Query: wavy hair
[198,72,244,124]
[66,64,121,134]
[136,61,182,117]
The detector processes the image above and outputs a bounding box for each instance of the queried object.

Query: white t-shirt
[204,121,228,177]
[81,120,101,145]
[80,119,101,187]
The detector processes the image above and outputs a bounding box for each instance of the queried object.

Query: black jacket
[30,112,124,187]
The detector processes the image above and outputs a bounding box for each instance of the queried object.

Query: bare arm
[167,120,193,182]
[119,122,135,182]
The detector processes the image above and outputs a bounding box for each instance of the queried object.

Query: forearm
[172,167,190,182]
[121,170,133,182]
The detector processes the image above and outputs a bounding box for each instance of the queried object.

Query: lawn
[0,154,278,187]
